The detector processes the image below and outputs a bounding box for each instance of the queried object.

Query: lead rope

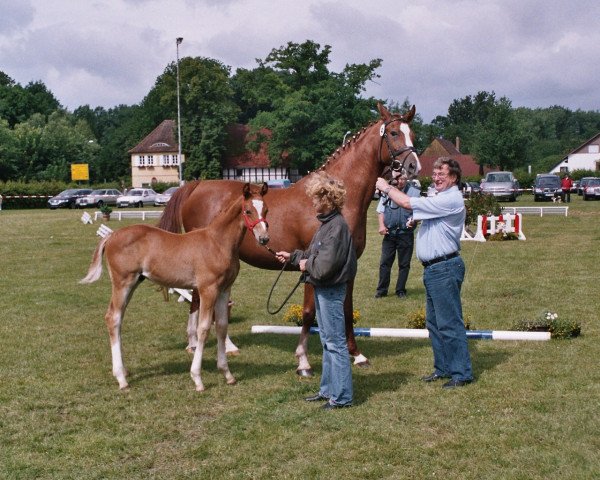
[266,262,305,315]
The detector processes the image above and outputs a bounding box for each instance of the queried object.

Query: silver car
[76,189,122,208]
[116,188,158,208]
[154,186,179,206]
[480,172,520,202]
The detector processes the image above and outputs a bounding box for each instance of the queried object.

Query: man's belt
[421,251,459,267]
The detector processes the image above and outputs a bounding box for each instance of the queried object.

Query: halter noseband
[379,118,418,173]
[242,200,268,231]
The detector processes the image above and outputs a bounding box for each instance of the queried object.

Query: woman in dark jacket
[276,172,357,409]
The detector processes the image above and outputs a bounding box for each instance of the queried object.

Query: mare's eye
[390,131,398,137]
[245,210,252,214]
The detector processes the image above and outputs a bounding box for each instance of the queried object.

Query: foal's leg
[295,284,316,377]
[214,290,236,385]
[105,275,142,389]
[189,289,217,392]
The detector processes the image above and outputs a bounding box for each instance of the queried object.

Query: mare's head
[377,103,421,179]
[242,182,270,245]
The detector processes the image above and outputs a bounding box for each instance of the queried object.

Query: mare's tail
[156,180,201,233]
[79,235,110,284]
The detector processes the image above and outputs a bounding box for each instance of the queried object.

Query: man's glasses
[431,172,448,179]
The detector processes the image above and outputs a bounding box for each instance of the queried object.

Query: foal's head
[242,182,270,245]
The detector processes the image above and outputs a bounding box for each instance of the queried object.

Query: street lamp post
[176,37,183,185]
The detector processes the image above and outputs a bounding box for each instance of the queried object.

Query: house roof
[222,124,272,169]
[418,137,492,177]
[565,132,600,156]
[128,120,179,154]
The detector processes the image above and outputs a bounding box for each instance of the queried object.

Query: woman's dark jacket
[290,209,357,287]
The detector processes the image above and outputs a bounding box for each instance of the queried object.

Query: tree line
[1,40,599,185]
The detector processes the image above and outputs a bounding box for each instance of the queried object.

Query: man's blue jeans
[423,256,473,382]
[314,283,353,406]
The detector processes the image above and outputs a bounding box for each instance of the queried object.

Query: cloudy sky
[1,0,598,123]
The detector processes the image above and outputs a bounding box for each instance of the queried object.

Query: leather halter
[378,118,418,174]
[242,200,268,231]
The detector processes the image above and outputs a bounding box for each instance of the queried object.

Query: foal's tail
[156,180,201,233]
[79,235,110,284]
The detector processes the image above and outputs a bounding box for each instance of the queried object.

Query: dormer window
[151,142,170,148]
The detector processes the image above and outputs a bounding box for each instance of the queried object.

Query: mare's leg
[214,290,236,385]
[105,274,142,389]
[295,284,316,377]
[185,289,199,353]
[189,288,217,392]
[344,279,369,367]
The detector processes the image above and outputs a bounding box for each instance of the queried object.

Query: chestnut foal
[80,182,269,391]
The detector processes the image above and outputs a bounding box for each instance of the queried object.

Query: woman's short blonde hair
[305,172,346,212]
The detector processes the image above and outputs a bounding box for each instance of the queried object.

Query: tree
[235,40,383,172]
[141,57,239,179]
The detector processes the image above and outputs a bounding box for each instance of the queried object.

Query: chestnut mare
[81,183,269,391]
[158,103,420,376]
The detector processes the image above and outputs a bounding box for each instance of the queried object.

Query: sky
[1,0,599,123]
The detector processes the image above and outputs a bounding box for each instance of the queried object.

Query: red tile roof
[419,137,495,178]
[222,124,273,168]
[128,120,179,154]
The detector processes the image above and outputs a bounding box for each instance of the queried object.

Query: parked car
[116,188,158,208]
[480,171,520,201]
[76,189,122,208]
[154,186,179,206]
[48,188,93,209]
[533,174,562,202]
[571,180,580,193]
[266,179,291,189]
[461,181,482,198]
[578,177,597,196]
[583,178,600,200]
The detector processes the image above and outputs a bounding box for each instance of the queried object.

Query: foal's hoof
[186,346,196,354]
[296,368,314,378]
[226,349,240,357]
[195,385,205,392]
[226,378,237,385]
[353,354,371,368]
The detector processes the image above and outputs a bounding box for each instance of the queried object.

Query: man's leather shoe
[442,379,472,389]
[421,372,446,383]
[305,393,328,402]
[374,292,387,298]
[321,402,352,410]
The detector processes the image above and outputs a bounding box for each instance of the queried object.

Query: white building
[551,132,600,174]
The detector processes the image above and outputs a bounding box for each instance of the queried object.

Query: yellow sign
[71,164,89,181]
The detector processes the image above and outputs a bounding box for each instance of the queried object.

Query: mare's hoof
[186,346,196,354]
[296,368,314,378]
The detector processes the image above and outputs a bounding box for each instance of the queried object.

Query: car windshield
[129,190,143,196]
[538,178,559,187]
[488,174,511,182]
[588,179,600,186]
[164,187,178,195]
[58,189,79,197]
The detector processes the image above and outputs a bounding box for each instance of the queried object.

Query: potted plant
[99,204,113,221]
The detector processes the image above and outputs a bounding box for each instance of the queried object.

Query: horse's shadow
[131,330,514,391]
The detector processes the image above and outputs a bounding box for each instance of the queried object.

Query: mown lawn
[0,196,598,479]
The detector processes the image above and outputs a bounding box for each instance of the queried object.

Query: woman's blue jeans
[423,256,473,382]
[314,283,353,406]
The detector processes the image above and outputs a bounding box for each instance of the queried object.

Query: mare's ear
[377,102,391,121]
[260,182,268,196]
[243,182,251,199]
[402,105,416,123]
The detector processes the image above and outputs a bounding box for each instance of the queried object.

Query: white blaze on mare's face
[399,122,422,175]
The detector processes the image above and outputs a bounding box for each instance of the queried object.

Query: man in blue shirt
[375,171,421,299]
[376,157,473,389]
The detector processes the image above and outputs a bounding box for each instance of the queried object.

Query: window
[172,155,179,165]
[589,145,599,154]
[138,155,146,167]
[162,155,170,166]
[147,155,154,166]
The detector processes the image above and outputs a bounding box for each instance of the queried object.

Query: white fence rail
[501,206,568,217]
[93,210,163,221]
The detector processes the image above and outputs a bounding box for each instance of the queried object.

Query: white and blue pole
[251,325,551,341]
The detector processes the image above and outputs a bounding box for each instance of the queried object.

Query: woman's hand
[275,251,290,264]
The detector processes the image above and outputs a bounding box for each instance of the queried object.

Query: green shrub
[465,193,501,226]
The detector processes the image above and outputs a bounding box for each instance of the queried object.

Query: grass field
[1,196,599,479]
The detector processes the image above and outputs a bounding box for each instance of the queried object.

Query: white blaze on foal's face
[252,199,268,235]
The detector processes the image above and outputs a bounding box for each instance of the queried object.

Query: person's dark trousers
[376,233,414,296]
[563,190,571,202]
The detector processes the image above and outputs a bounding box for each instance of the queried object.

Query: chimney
[455,137,461,152]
